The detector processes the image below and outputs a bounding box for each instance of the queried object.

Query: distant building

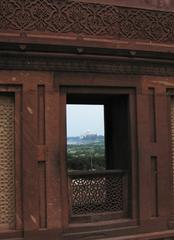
[80,131,98,140]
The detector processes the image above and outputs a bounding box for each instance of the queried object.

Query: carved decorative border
[0,0,174,44]
[1,53,174,76]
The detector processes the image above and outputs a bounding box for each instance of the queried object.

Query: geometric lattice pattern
[0,94,15,229]
[171,97,174,196]
[69,171,126,215]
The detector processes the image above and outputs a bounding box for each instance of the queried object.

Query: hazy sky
[66,104,104,137]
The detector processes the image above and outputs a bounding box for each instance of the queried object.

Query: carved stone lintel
[1,52,174,76]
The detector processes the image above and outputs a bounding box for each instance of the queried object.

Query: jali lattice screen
[0,94,15,229]
[171,97,174,196]
[69,171,127,215]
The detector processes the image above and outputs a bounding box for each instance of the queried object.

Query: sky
[66,104,104,137]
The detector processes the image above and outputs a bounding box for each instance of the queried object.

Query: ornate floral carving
[28,0,57,31]
[1,0,174,43]
[0,0,19,30]
[11,2,34,31]
[66,3,90,34]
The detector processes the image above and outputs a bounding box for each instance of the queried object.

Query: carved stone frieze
[1,53,174,76]
[1,0,174,43]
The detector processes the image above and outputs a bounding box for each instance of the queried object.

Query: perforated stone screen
[0,94,15,229]
[171,97,174,195]
[69,171,127,215]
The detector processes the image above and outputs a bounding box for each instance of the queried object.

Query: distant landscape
[67,134,105,171]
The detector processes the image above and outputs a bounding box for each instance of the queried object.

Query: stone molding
[1,53,174,76]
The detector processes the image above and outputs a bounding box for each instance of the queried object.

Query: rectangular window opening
[67,104,105,171]
[66,94,131,220]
